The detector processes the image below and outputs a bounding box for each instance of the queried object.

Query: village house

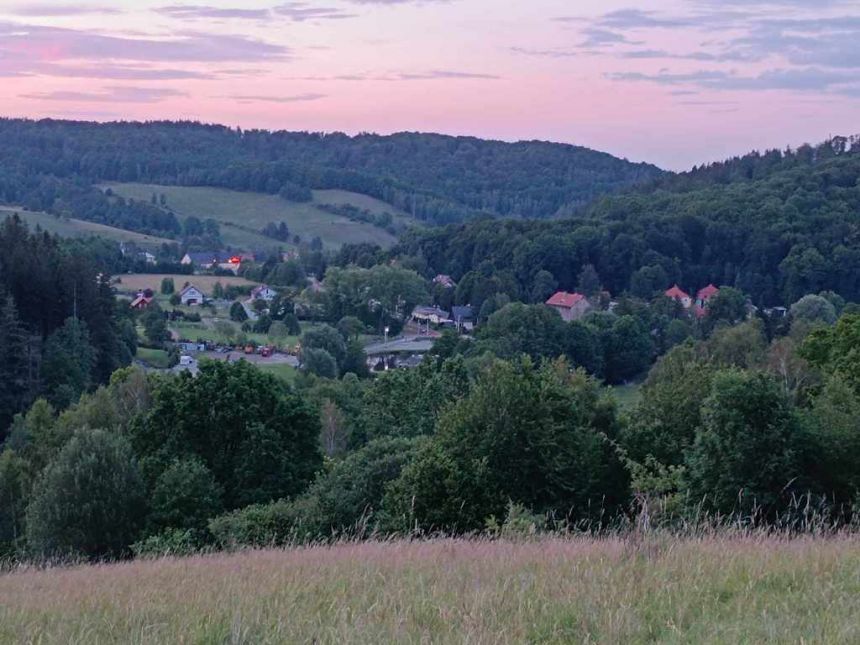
[432,274,456,289]
[179,283,205,306]
[665,285,693,309]
[450,305,474,331]
[129,292,153,310]
[249,284,278,302]
[412,305,450,325]
[546,291,592,322]
[181,251,243,274]
[696,284,719,308]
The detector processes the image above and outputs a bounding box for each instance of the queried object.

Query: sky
[0,0,858,170]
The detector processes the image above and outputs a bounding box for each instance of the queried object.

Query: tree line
[2,298,859,559]
[0,118,661,227]
[394,138,860,307]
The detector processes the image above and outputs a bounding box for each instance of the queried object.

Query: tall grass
[2,534,859,643]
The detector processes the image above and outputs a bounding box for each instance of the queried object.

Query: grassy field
[1,536,858,643]
[256,361,299,384]
[103,183,406,250]
[135,347,171,369]
[114,273,259,295]
[0,206,173,249]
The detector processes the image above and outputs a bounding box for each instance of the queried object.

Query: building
[665,285,692,309]
[546,291,592,322]
[181,251,243,274]
[433,274,456,289]
[450,305,474,331]
[179,283,205,306]
[412,305,450,325]
[696,284,719,308]
[129,294,153,310]
[249,284,278,302]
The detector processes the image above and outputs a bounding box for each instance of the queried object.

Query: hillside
[0,119,663,233]
[398,137,860,307]
[0,206,173,249]
[1,537,857,643]
[104,184,402,250]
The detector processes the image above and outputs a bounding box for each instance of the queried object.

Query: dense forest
[396,137,860,307]
[0,119,661,231]
[0,217,135,434]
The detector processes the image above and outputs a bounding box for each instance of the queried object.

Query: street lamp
[384,326,390,344]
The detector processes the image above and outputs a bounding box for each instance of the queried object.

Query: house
[129,294,153,310]
[546,291,592,322]
[181,251,243,274]
[696,284,719,308]
[179,283,205,306]
[412,305,450,325]
[665,285,693,309]
[450,305,474,331]
[433,274,456,289]
[249,284,278,302]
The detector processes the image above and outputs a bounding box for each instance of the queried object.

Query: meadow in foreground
[1,535,859,644]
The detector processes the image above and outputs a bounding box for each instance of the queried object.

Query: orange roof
[697,284,719,301]
[546,291,586,308]
[665,284,690,300]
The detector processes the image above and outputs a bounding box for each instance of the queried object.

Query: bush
[230,301,248,322]
[209,498,316,548]
[131,528,198,558]
[26,430,146,559]
[149,458,223,535]
[303,348,338,378]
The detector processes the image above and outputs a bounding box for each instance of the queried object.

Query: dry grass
[1,536,859,643]
[115,273,259,294]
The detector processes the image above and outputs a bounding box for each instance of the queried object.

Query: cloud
[7,3,121,16]
[156,5,270,20]
[598,9,691,29]
[273,3,356,21]
[20,86,187,103]
[394,70,499,80]
[285,70,499,81]
[726,19,860,68]
[156,3,357,22]
[509,47,578,59]
[694,0,845,5]
[579,28,641,48]
[608,66,860,95]
[226,93,326,103]
[0,58,214,80]
[0,21,290,63]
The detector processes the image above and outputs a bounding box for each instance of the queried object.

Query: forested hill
[0,118,662,227]
[397,137,860,307]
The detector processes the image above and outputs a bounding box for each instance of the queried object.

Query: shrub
[131,528,198,558]
[149,458,223,535]
[26,430,146,559]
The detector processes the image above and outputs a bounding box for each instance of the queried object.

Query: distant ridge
[0,118,664,227]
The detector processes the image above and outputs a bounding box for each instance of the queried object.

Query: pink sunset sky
[0,0,857,169]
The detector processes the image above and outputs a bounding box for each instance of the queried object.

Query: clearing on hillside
[1,536,858,643]
[0,206,173,249]
[103,183,408,250]
[114,273,259,295]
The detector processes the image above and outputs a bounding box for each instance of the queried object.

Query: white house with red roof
[546,291,592,322]
[696,284,719,308]
[665,285,692,309]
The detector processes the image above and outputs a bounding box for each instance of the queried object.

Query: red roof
[697,284,719,301]
[665,285,690,301]
[546,291,586,308]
